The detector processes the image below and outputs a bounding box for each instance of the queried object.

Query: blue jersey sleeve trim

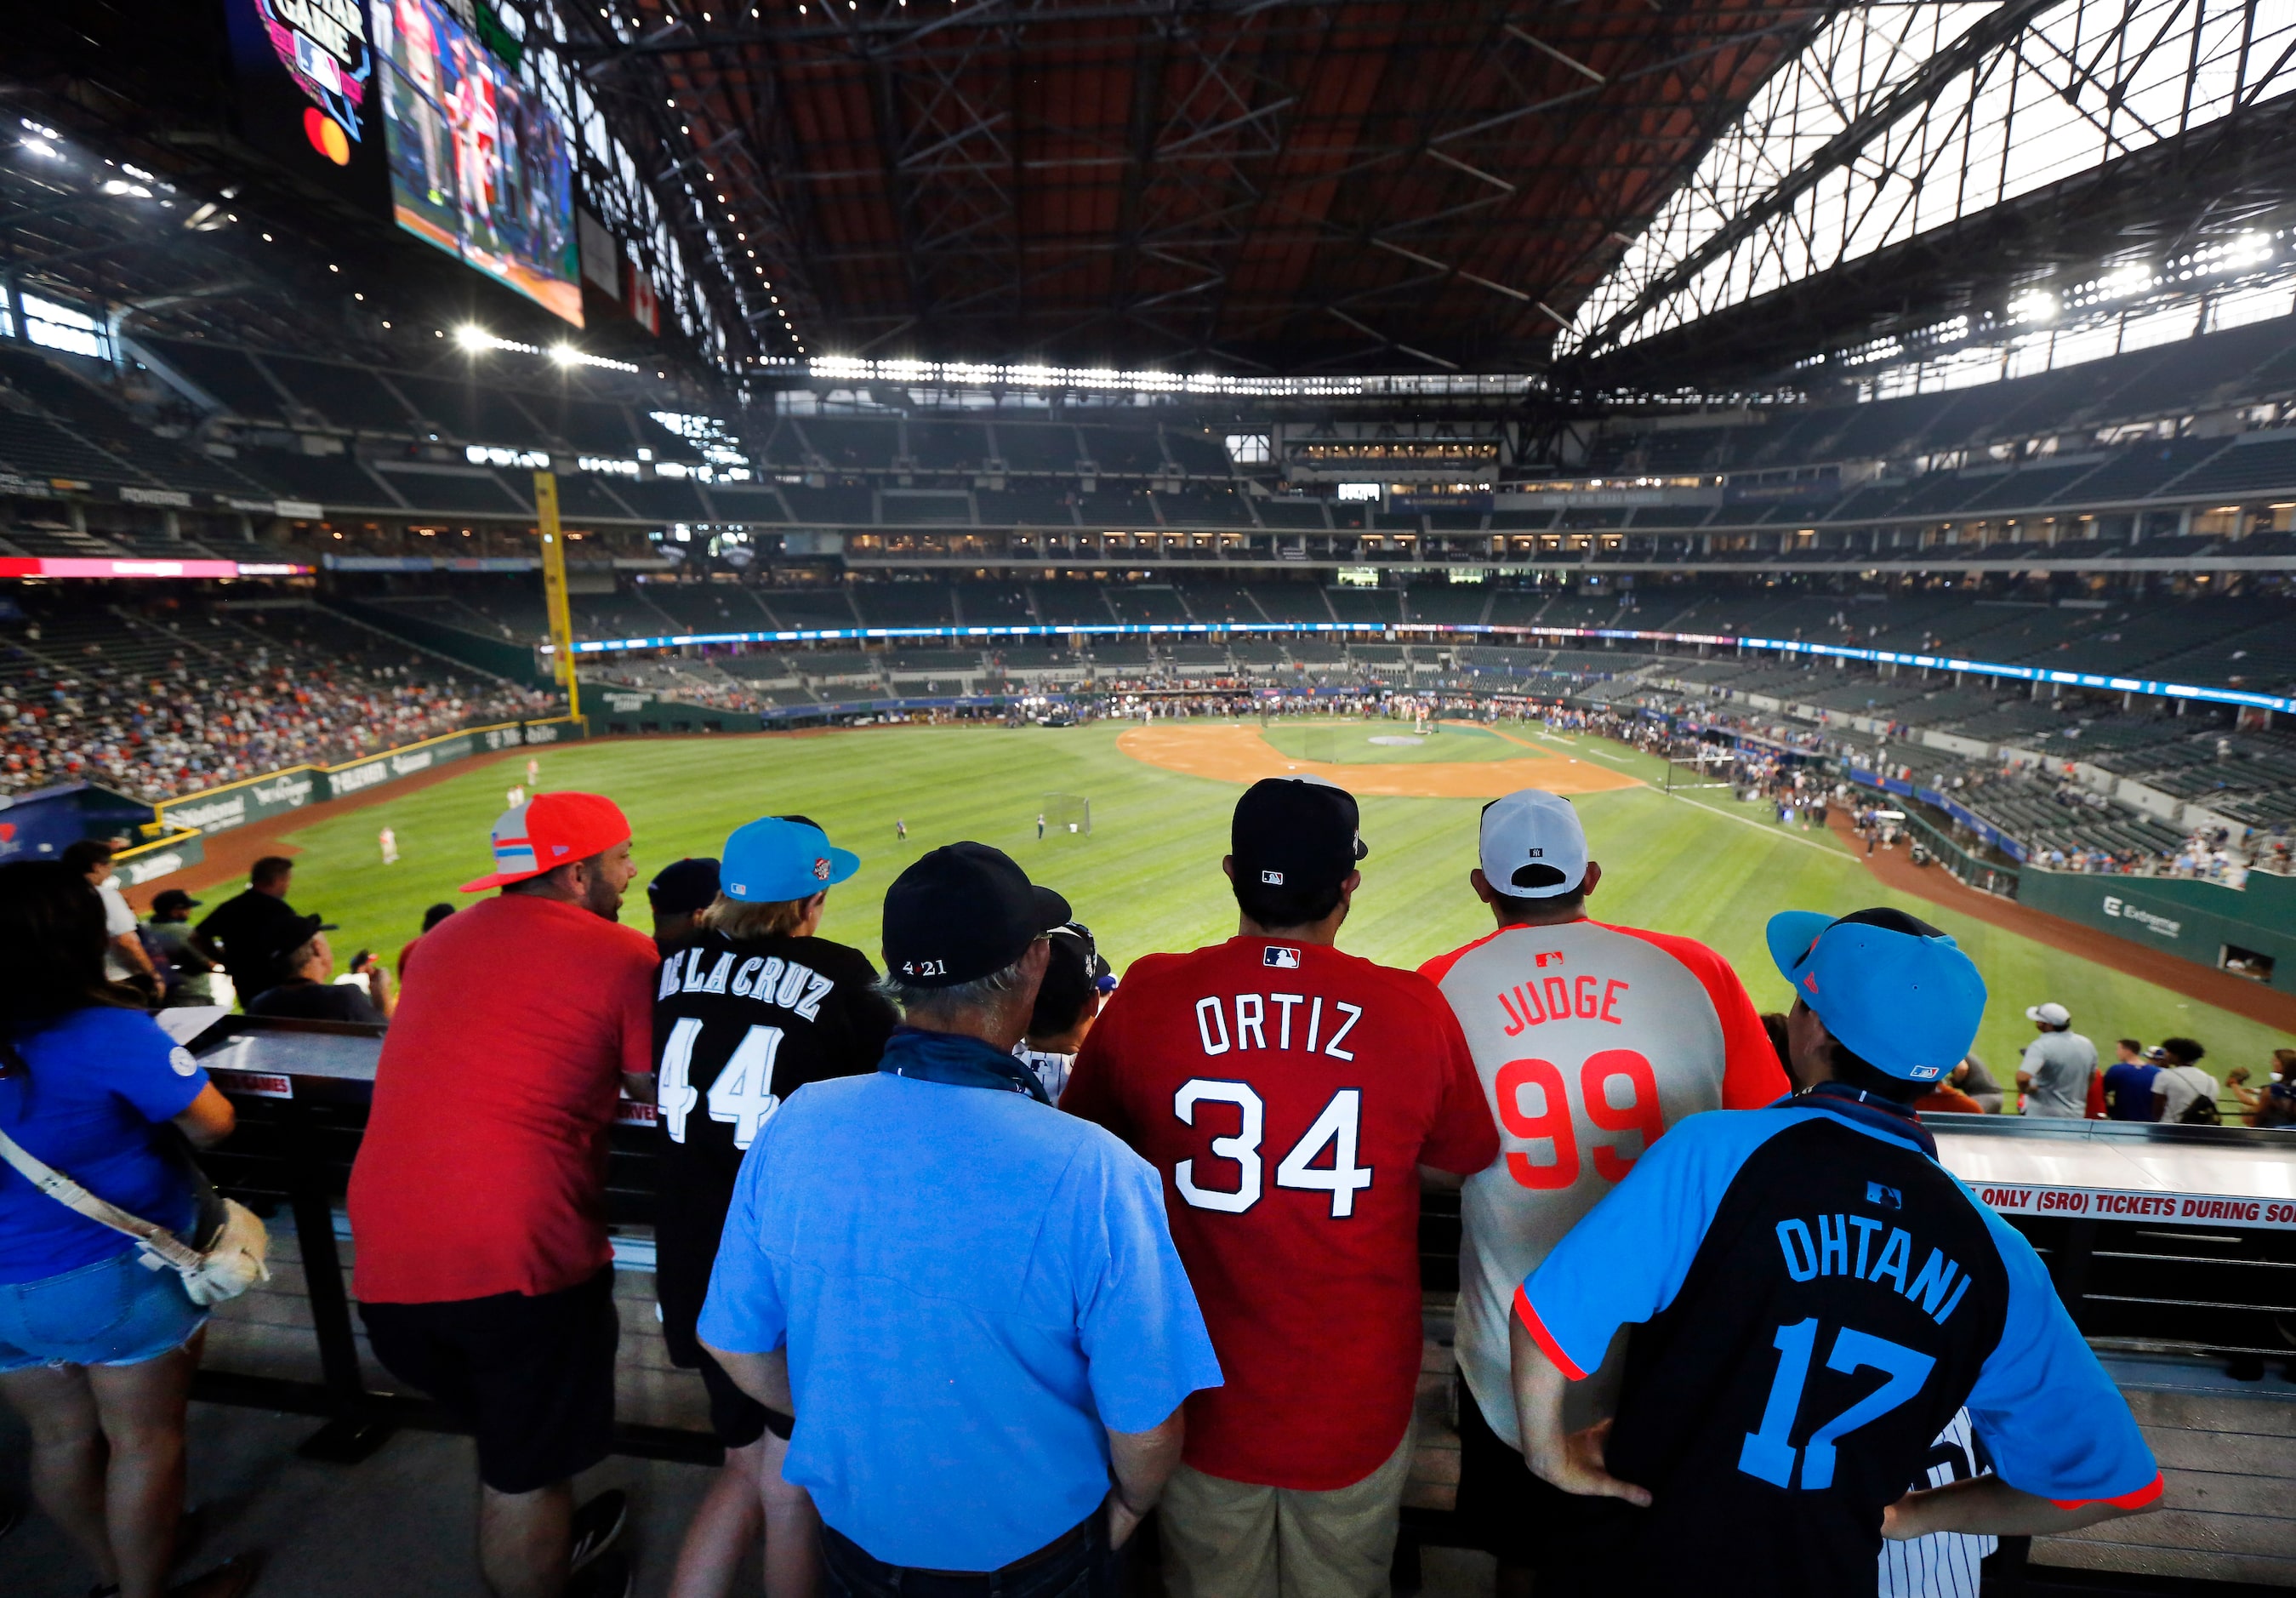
[1957,1185,2161,1507]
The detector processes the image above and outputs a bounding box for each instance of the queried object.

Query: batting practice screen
[1044,793,1091,836]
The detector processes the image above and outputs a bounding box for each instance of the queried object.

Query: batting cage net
[1043,793,1092,836]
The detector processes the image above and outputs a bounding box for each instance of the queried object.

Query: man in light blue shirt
[702,842,1222,1595]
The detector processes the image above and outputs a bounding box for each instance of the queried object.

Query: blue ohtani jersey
[1516,1087,2159,1597]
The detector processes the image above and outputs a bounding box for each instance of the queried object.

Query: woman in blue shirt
[0,861,243,1598]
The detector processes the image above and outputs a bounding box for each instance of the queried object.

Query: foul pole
[534,471,583,727]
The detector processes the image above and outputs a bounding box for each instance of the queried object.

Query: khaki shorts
[1158,1425,1413,1598]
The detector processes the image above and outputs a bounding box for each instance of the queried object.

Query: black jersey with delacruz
[1515,1087,2158,1597]
[650,929,896,1361]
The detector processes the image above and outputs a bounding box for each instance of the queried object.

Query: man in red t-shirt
[349,792,656,1598]
[1065,778,1497,1598]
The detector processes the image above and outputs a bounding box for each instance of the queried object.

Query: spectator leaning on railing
[348,793,657,1598]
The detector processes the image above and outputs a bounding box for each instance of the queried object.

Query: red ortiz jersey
[1064,935,1497,1489]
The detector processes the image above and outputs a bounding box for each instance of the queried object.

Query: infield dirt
[1117,722,1642,799]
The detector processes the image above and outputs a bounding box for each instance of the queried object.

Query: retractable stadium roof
[571,0,1826,374]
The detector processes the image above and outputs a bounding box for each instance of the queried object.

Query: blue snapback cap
[721,815,860,903]
[1766,907,1987,1082]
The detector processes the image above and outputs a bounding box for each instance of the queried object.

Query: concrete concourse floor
[0,1399,1499,1597]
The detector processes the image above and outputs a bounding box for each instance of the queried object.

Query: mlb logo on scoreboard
[1263,945,1302,969]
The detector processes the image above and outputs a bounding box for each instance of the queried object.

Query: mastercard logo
[303,107,351,167]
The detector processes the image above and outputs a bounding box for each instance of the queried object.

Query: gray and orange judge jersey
[1419,918,1786,1441]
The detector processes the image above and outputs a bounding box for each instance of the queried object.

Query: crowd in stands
[0,604,552,801]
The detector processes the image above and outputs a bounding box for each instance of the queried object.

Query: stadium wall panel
[328,596,551,686]
[2017,870,2296,996]
[0,779,162,864]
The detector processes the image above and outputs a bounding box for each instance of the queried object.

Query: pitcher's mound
[1119,724,1642,799]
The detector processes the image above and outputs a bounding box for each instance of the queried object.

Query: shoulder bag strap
[0,1122,202,1271]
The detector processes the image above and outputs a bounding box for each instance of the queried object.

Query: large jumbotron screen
[369,0,583,325]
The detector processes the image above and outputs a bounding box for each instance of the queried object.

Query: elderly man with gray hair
[699,842,1223,1598]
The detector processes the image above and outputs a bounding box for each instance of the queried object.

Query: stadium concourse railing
[548,619,2296,720]
[105,716,584,889]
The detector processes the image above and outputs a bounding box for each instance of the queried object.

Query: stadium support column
[534,471,583,728]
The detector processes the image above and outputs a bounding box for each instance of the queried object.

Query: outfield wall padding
[145,718,581,853]
[2015,870,2296,995]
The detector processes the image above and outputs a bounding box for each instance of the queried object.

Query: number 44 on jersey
[658,1018,788,1149]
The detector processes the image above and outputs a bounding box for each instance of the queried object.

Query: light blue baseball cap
[1766,907,1987,1082]
[721,815,859,904]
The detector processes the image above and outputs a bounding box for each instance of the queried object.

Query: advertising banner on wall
[155,768,322,838]
[323,728,476,800]
[2016,869,2296,993]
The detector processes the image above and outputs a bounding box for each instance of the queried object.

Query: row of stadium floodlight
[547,623,2293,716]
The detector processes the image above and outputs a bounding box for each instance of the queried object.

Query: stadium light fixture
[455,324,491,351]
[2006,288,2058,325]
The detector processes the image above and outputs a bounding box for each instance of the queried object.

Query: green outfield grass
[266,720,2289,1080]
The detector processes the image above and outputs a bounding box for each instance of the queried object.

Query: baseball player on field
[1418,789,1786,1595]
[1063,777,1498,1598]
[1507,906,2159,1596]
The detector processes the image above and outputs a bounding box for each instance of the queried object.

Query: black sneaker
[568,1549,630,1598]
[569,1490,628,1574]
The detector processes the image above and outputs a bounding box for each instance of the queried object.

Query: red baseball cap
[460,791,633,893]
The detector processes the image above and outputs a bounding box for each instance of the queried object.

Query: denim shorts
[0,1246,209,1373]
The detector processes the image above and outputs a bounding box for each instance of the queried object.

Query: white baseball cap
[2025,1002,2071,1026]
[1479,789,1589,899]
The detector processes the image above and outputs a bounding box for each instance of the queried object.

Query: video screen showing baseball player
[1508,908,2159,1597]
[1063,776,1498,1598]
[1417,788,1786,1592]
[371,0,581,323]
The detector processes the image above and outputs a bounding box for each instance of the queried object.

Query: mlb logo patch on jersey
[1866,1181,1903,1210]
[1263,945,1302,969]
[1534,950,1566,968]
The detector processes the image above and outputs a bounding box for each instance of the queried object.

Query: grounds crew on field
[1508,906,2159,1597]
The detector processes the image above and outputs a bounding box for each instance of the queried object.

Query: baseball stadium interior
[7,2,2296,1596]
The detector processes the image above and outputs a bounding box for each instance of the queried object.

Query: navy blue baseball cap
[1766,907,1987,1082]
[647,857,721,916]
[721,817,858,904]
[884,842,1069,988]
